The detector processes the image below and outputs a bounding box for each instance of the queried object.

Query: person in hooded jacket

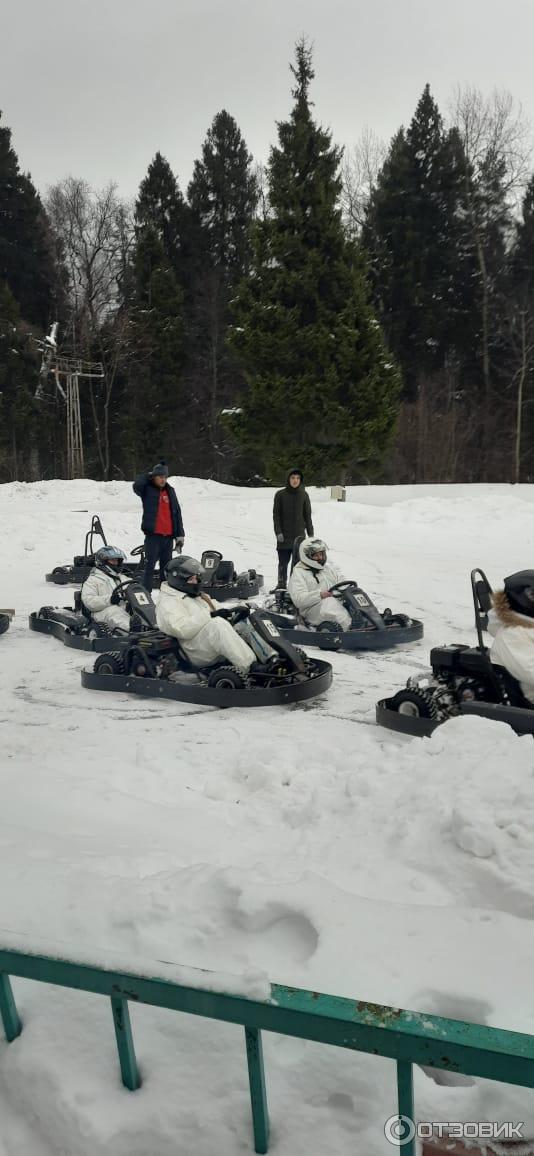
[288,538,352,630]
[488,570,534,703]
[81,546,130,633]
[273,468,314,588]
[156,556,278,674]
[133,462,185,592]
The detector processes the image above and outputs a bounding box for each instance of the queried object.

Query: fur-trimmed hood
[491,589,534,630]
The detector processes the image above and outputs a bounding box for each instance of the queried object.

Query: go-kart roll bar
[84,515,107,560]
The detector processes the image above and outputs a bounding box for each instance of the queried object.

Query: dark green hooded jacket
[273,469,314,548]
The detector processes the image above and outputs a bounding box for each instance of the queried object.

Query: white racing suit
[81,568,130,632]
[156,583,276,672]
[288,560,352,630]
[488,591,534,703]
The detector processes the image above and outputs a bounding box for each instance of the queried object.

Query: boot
[249,655,286,679]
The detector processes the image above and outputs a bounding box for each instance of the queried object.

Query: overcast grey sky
[3,0,534,199]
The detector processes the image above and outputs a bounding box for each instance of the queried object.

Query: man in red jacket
[133,462,185,591]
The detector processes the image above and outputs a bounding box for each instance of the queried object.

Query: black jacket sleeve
[304,493,314,536]
[174,498,185,538]
[273,491,282,536]
[133,473,149,497]
[169,487,184,538]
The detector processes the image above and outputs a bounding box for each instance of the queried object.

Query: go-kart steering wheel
[231,605,251,623]
[328,580,358,598]
[211,605,249,623]
[131,544,145,557]
[212,605,250,623]
[111,580,134,601]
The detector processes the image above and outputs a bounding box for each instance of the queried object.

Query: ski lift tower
[54,355,104,478]
[35,326,104,478]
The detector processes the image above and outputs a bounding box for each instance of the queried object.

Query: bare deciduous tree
[46,178,134,477]
[449,88,532,473]
[451,86,531,207]
[340,127,386,236]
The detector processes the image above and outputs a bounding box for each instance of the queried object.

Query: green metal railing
[2,945,534,1154]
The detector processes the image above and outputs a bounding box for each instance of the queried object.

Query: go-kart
[376,569,534,737]
[81,587,333,708]
[264,581,423,651]
[0,609,14,635]
[45,516,264,599]
[29,581,153,652]
[45,516,138,586]
[199,550,264,601]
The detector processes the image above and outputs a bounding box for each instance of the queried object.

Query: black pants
[276,547,293,588]
[143,534,173,592]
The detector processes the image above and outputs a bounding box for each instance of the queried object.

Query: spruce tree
[135,152,194,293]
[228,41,399,484]
[363,86,476,398]
[187,111,258,474]
[123,226,188,470]
[188,110,258,276]
[0,283,39,478]
[0,111,58,329]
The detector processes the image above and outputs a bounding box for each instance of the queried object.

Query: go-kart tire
[207,666,247,690]
[388,688,436,719]
[94,652,125,676]
[315,621,343,651]
[50,566,71,585]
[384,613,411,628]
[0,614,10,635]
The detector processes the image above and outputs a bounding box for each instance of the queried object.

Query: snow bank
[2,479,534,1154]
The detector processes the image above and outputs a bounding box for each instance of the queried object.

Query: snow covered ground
[2,478,534,1155]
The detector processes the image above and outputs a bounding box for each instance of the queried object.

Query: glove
[174,536,185,549]
[110,589,121,606]
[231,604,251,623]
[211,607,233,619]
[276,533,284,544]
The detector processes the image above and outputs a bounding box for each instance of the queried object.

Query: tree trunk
[514,308,528,484]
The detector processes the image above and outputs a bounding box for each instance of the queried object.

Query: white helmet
[299,537,327,569]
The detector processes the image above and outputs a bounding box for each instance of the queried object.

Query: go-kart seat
[292,535,305,568]
[214,560,236,584]
[492,663,533,709]
[475,580,492,614]
[73,589,90,618]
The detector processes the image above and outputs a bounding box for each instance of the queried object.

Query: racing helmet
[165,555,204,596]
[95,545,126,575]
[299,537,328,570]
[503,570,534,617]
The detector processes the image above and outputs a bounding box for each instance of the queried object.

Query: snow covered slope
[2,478,534,1155]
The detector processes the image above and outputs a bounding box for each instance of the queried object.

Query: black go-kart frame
[264,581,423,652]
[29,581,153,652]
[81,587,333,708]
[376,568,534,738]
[45,516,264,600]
[0,609,14,635]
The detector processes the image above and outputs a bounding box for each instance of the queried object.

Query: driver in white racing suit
[156,555,278,673]
[489,570,534,703]
[288,538,352,630]
[81,546,131,633]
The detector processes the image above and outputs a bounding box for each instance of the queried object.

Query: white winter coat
[156,582,256,671]
[81,568,130,632]
[287,560,352,629]
[488,590,534,703]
